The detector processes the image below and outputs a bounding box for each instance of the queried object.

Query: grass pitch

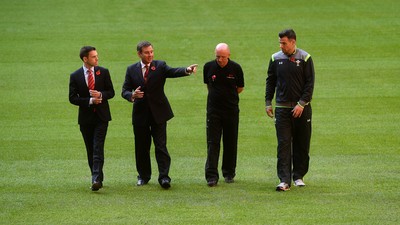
[1,0,399,224]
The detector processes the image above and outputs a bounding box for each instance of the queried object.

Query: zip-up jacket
[265,48,315,107]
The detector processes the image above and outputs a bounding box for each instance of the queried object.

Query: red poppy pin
[212,75,216,81]
[95,70,101,76]
[289,57,295,62]
[151,66,156,71]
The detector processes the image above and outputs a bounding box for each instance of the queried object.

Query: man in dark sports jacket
[265,29,315,191]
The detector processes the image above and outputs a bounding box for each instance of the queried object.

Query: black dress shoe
[91,181,102,191]
[207,179,218,187]
[137,179,148,186]
[224,177,234,183]
[160,179,171,189]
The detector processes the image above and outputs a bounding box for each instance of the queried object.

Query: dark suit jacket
[121,60,188,125]
[69,66,115,125]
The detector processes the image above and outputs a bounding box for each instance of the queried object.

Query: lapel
[77,67,88,90]
[93,66,99,89]
[136,62,145,84]
[146,62,156,82]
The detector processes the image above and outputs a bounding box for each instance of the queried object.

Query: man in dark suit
[69,46,115,191]
[122,41,197,189]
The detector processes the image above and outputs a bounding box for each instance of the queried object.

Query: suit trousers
[133,120,171,183]
[80,120,109,183]
[205,111,239,181]
[275,105,312,184]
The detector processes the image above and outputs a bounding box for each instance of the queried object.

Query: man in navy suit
[122,41,197,189]
[69,46,115,191]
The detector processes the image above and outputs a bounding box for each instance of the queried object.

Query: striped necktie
[88,69,94,90]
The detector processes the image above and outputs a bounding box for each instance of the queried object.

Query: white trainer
[294,179,306,187]
[276,182,290,191]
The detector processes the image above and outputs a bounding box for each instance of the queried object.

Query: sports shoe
[294,179,305,187]
[276,182,290,191]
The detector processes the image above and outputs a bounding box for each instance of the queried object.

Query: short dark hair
[279,29,296,40]
[137,41,152,53]
[80,46,96,61]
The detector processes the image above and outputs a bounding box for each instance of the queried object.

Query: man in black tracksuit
[265,29,315,191]
[204,43,244,187]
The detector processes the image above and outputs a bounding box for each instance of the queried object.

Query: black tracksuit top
[265,48,315,107]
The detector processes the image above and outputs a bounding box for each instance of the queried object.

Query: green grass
[1,0,400,224]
